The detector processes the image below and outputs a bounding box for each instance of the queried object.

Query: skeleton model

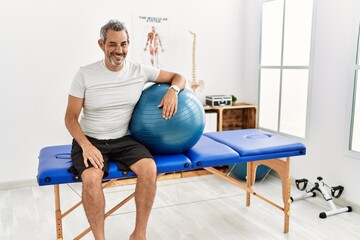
[189,31,204,97]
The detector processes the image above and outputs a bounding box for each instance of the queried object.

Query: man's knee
[131,158,157,179]
[81,168,104,189]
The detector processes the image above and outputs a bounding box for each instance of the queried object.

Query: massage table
[37,129,306,239]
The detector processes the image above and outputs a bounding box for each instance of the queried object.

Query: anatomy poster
[131,15,173,69]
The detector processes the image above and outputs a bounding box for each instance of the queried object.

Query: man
[64,20,186,240]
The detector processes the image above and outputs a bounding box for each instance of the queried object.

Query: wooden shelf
[204,103,257,131]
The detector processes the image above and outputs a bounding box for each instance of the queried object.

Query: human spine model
[189,31,204,96]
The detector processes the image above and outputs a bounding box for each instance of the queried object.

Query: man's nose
[116,44,123,52]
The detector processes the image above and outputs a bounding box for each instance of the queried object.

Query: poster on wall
[131,15,172,69]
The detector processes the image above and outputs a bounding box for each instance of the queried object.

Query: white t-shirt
[69,60,160,140]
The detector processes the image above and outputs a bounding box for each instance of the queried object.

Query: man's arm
[64,95,104,169]
[155,70,186,119]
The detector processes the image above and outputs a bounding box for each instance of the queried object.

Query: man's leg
[81,168,105,240]
[129,158,157,240]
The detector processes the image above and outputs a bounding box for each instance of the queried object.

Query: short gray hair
[100,20,129,43]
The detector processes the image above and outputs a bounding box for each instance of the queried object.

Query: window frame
[349,22,360,154]
[258,0,315,139]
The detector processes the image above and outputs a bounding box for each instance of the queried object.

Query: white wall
[0,0,245,186]
[242,0,262,104]
[243,0,360,210]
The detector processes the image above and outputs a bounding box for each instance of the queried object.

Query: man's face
[99,29,129,71]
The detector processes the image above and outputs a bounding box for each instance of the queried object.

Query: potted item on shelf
[232,95,237,105]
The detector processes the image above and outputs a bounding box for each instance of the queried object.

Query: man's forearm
[65,118,92,148]
[171,73,186,90]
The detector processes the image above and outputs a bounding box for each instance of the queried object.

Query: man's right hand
[81,143,104,169]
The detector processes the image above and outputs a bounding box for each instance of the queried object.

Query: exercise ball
[130,83,205,154]
[229,163,271,181]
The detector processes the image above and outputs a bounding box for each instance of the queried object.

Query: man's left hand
[158,89,178,119]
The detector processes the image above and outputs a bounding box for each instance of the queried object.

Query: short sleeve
[69,69,85,98]
[141,64,160,82]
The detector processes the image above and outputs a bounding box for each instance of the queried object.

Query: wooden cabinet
[204,103,257,131]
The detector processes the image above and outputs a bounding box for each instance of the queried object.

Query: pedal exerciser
[291,176,352,218]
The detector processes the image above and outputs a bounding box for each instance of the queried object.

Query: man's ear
[98,39,105,51]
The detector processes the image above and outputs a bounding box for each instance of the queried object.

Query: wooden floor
[1,174,360,240]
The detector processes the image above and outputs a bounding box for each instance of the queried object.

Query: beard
[108,52,126,67]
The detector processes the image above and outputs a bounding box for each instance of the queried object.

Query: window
[259,0,313,138]
[350,23,360,152]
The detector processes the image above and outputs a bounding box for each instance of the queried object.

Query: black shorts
[69,135,153,178]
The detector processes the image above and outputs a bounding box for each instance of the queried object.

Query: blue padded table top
[38,145,192,186]
[184,135,240,169]
[204,129,306,162]
[38,130,306,186]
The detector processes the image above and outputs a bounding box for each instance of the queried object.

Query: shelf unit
[204,103,257,131]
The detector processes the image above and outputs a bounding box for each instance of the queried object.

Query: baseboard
[0,179,38,190]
